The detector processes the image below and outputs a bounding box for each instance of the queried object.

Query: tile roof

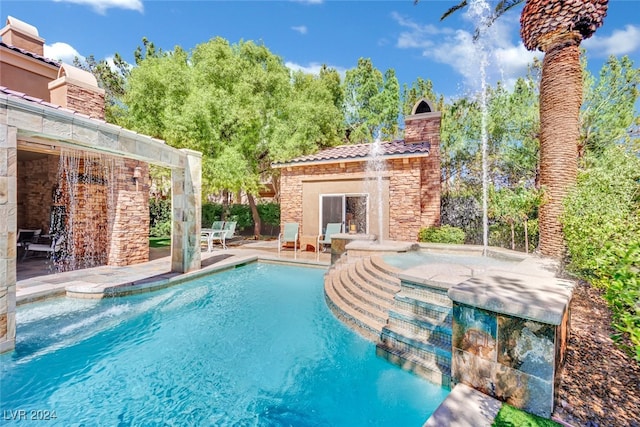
[0,85,100,120]
[272,139,430,167]
[0,41,61,67]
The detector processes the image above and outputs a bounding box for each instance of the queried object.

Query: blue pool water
[383,251,519,271]
[1,263,448,426]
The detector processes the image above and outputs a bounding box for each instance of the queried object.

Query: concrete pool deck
[16,241,330,305]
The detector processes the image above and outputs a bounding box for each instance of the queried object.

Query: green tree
[581,55,640,156]
[372,69,401,139]
[123,37,342,237]
[73,53,130,123]
[401,77,444,115]
[342,58,401,142]
[425,0,609,258]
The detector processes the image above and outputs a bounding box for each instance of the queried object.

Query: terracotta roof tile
[0,41,61,67]
[273,139,430,167]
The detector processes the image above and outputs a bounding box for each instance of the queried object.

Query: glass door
[320,194,368,234]
[320,195,344,233]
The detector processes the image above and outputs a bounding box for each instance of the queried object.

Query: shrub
[149,198,171,237]
[562,146,640,361]
[202,203,224,228]
[441,193,482,244]
[418,225,466,244]
[489,219,539,253]
[201,202,280,235]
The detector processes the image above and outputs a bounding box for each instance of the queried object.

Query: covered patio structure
[0,86,202,353]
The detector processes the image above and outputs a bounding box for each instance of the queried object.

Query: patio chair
[278,222,299,257]
[201,221,225,252]
[16,228,41,259]
[16,228,41,247]
[210,221,237,250]
[22,234,65,261]
[317,222,342,253]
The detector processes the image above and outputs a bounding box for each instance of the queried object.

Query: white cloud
[290,0,323,4]
[53,0,143,14]
[583,24,640,57]
[291,25,308,35]
[393,11,540,92]
[44,42,84,63]
[285,61,346,78]
[392,11,452,49]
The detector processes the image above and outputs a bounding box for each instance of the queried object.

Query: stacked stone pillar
[0,124,17,352]
[171,149,202,273]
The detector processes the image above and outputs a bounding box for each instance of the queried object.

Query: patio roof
[272,139,431,168]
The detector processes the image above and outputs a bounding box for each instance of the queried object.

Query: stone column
[0,124,17,353]
[171,149,201,273]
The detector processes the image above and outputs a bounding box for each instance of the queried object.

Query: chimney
[0,16,45,56]
[48,63,106,120]
[406,99,442,228]
[404,98,441,146]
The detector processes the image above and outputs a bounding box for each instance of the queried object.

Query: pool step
[376,276,454,386]
[324,252,454,388]
[324,254,400,341]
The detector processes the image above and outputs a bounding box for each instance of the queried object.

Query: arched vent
[411,98,435,115]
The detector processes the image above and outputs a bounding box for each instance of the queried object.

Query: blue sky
[2,0,639,105]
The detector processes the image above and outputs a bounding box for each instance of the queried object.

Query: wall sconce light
[133,165,142,190]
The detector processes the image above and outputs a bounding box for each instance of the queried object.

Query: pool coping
[16,249,330,305]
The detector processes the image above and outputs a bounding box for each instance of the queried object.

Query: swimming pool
[383,250,520,271]
[1,263,448,426]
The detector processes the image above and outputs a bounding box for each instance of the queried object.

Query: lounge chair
[23,234,65,261]
[16,228,41,259]
[317,222,342,253]
[201,221,225,252]
[210,221,237,250]
[278,222,299,257]
[16,228,41,248]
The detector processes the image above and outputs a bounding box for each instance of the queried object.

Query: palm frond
[440,0,468,21]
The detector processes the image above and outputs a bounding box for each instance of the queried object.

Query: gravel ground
[552,280,640,427]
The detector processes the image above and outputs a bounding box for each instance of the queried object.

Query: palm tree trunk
[538,42,582,258]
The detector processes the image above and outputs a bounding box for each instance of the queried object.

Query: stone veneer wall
[280,155,440,241]
[62,83,105,120]
[17,155,58,231]
[406,112,441,229]
[49,79,105,120]
[17,153,149,267]
[452,302,570,418]
[106,159,149,266]
[0,125,16,353]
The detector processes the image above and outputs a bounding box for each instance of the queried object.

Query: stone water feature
[325,240,573,418]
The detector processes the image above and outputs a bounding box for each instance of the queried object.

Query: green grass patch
[149,237,171,248]
[492,404,561,427]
